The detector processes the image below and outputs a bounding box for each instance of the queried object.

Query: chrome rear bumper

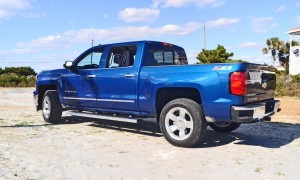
[231,99,280,123]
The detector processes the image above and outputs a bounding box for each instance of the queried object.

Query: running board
[64,111,140,123]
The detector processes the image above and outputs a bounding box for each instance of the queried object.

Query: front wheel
[159,98,207,148]
[209,122,241,133]
[42,90,62,123]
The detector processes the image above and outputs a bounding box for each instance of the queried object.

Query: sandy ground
[0,88,299,179]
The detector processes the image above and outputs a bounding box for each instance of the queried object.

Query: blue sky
[0,0,299,72]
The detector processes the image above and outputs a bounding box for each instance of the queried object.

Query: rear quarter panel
[139,63,247,121]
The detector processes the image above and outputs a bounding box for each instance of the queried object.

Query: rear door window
[144,43,187,66]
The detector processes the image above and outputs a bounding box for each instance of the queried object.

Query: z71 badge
[213,66,233,71]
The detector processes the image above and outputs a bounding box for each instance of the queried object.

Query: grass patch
[46,126,60,131]
[14,121,33,127]
[234,158,243,165]
[254,167,263,173]
[274,172,285,176]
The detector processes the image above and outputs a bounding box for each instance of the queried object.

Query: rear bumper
[231,99,280,123]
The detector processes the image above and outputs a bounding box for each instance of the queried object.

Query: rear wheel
[159,98,207,147]
[42,90,62,123]
[209,122,241,133]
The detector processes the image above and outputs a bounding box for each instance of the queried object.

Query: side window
[164,51,174,64]
[151,51,173,65]
[174,51,188,65]
[77,51,103,69]
[106,45,137,68]
[144,43,187,66]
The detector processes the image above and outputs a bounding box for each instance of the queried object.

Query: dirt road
[0,88,299,179]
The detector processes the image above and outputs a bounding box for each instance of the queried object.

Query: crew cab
[33,41,280,147]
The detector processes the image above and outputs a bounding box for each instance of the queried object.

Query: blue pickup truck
[34,40,280,147]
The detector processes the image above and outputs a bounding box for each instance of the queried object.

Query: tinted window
[144,43,187,66]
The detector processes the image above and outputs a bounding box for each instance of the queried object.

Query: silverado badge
[262,82,267,89]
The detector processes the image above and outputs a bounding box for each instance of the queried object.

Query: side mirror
[63,61,74,69]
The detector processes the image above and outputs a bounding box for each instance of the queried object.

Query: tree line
[196,45,246,63]
[0,67,36,87]
[196,37,299,74]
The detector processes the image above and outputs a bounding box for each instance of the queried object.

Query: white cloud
[205,17,240,28]
[21,12,45,18]
[295,15,300,24]
[118,8,160,22]
[10,22,201,52]
[0,0,32,10]
[251,16,278,33]
[0,9,11,18]
[0,48,33,56]
[0,0,32,19]
[151,0,163,9]
[103,13,108,19]
[238,42,260,49]
[276,5,286,12]
[40,51,81,62]
[153,0,224,8]
[212,1,225,8]
[186,51,199,64]
[237,54,280,66]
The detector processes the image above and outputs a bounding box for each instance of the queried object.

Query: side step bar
[64,111,140,123]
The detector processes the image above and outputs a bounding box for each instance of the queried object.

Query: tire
[159,98,207,148]
[209,122,241,133]
[42,90,63,123]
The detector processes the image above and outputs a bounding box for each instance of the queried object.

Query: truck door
[62,47,103,107]
[96,44,139,111]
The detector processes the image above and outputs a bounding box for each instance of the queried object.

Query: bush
[276,73,300,97]
[0,67,37,87]
[2,66,36,76]
[292,74,300,83]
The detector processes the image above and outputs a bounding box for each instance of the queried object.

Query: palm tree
[262,37,300,67]
[262,37,285,66]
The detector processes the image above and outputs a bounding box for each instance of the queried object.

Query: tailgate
[245,64,276,103]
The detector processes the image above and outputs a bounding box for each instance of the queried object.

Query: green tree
[262,37,299,67]
[197,45,246,64]
[0,66,37,87]
[3,66,36,76]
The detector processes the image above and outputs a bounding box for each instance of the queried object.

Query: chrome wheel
[165,107,194,141]
[43,96,51,119]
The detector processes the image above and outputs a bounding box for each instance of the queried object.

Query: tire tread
[42,90,62,123]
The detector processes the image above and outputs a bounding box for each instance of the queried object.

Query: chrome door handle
[124,74,134,78]
[86,75,96,79]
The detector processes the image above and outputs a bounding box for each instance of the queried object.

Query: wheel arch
[37,84,58,110]
[155,87,202,120]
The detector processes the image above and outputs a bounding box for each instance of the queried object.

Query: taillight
[230,71,247,96]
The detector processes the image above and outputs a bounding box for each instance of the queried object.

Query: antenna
[91,39,94,47]
[203,25,206,50]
